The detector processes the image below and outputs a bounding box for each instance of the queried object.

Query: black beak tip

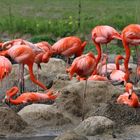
[128,95,131,99]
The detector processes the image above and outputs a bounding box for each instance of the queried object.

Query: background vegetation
[0,0,139,55]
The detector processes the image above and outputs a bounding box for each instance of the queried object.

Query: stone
[0,107,28,135]
[18,104,71,128]
[75,116,114,136]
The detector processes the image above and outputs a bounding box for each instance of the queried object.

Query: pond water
[0,136,56,140]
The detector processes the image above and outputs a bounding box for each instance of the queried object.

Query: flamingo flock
[0,24,140,116]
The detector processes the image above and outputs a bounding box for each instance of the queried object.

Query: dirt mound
[55,81,121,118]
[0,107,28,135]
[91,100,140,126]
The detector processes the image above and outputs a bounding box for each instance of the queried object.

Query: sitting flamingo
[117,83,140,108]
[4,86,59,105]
[108,55,131,84]
[0,56,12,81]
[97,54,126,76]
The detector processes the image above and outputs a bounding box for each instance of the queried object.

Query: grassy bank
[0,0,139,55]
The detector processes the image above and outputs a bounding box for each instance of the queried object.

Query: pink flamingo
[4,86,59,105]
[52,36,87,67]
[122,24,140,82]
[91,25,121,75]
[117,83,140,108]
[0,44,47,90]
[0,56,12,81]
[1,39,43,92]
[67,52,96,120]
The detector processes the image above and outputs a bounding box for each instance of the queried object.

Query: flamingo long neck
[0,50,8,56]
[92,40,101,75]
[28,63,47,90]
[122,38,130,71]
[6,87,22,105]
[129,92,139,107]
[6,87,19,97]
[115,55,125,70]
[122,37,130,82]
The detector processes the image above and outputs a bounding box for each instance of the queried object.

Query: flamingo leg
[82,79,87,121]
[66,57,70,68]
[36,65,39,92]
[105,44,108,76]
[28,63,47,90]
[135,46,138,84]
[18,64,25,94]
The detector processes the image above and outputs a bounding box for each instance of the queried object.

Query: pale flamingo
[117,83,140,108]
[109,55,130,84]
[91,25,121,75]
[4,86,59,105]
[66,52,96,120]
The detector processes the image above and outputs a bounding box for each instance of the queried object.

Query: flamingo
[0,56,12,81]
[34,41,53,91]
[1,39,43,92]
[4,86,59,105]
[52,36,87,67]
[117,83,140,108]
[0,44,47,90]
[97,54,125,76]
[34,41,53,69]
[122,24,140,82]
[66,52,96,120]
[91,25,121,75]
[109,55,130,84]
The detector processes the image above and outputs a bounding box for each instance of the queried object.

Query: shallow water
[0,136,56,140]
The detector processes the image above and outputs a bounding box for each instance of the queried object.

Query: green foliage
[29,35,56,44]
[0,0,140,54]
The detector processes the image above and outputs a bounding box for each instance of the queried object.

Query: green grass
[0,0,140,55]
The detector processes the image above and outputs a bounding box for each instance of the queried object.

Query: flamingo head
[125,83,133,99]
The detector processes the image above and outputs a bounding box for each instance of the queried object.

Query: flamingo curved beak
[128,89,132,99]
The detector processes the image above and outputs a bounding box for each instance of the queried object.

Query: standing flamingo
[0,44,47,90]
[91,25,121,75]
[34,41,53,91]
[1,39,43,92]
[117,83,139,108]
[122,24,140,82]
[52,36,87,67]
[4,86,59,105]
[34,41,53,68]
[0,56,12,81]
[66,52,96,120]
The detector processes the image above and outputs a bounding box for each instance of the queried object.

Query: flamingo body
[117,83,139,108]
[52,36,87,57]
[34,41,53,65]
[67,52,96,79]
[5,87,58,105]
[0,56,12,80]
[0,44,47,90]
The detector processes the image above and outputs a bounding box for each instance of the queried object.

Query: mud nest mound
[0,107,28,135]
[92,100,140,126]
